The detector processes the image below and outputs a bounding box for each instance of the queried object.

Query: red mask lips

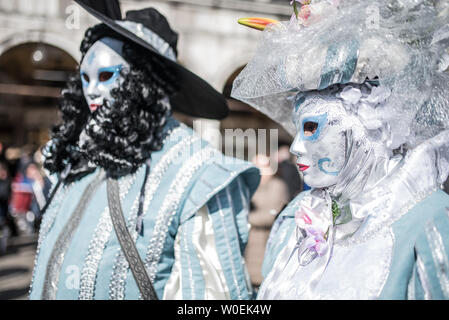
[297,164,310,172]
[90,104,100,111]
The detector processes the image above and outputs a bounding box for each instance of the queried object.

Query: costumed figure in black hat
[29,0,260,300]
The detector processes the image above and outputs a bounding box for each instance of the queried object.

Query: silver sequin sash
[78,127,188,300]
[143,147,217,287]
[78,173,136,299]
[108,133,200,299]
[41,170,105,300]
[29,181,71,297]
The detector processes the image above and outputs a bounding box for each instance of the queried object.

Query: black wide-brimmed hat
[74,0,228,119]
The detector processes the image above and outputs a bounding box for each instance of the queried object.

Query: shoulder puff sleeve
[407,208,449,300]
[163,176,253,300]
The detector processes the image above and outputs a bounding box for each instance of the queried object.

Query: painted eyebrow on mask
[87,51,96,65]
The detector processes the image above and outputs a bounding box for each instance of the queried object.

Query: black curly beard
[79,92,171,179]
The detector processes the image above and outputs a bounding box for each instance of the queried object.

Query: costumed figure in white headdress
[232,0,449,299]
[29,0,260,300]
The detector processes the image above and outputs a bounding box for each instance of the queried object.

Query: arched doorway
[0,42,77,149]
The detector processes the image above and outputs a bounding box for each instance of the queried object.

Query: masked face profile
[290,93,348,188]
[80,37,130,112]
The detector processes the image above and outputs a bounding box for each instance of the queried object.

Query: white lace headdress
[231,0,449,151]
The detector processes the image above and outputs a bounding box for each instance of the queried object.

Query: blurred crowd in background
[0,142,51,254]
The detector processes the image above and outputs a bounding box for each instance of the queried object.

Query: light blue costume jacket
[29,118,260,300]
[260,189,449,299]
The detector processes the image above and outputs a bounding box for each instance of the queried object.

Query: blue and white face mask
[290,93,348,188]
[80,37,130,112]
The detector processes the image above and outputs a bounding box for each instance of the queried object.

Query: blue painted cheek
[317,158,340,176]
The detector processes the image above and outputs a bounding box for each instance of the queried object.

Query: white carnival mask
[80,37,130,112]
[290,93,349,188]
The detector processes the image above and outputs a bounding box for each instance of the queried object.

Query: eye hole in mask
[99,71,114,82]
[300,113,327,141]
[96,65,123,85]
[81,72,90,83]
[303,121,318,137]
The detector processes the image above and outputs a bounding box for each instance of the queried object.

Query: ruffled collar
[341,129,449,244]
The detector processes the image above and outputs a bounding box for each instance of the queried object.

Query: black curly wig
[43,23,179,182]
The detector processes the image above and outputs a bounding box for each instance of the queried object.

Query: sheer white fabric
[258,225,393,299]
